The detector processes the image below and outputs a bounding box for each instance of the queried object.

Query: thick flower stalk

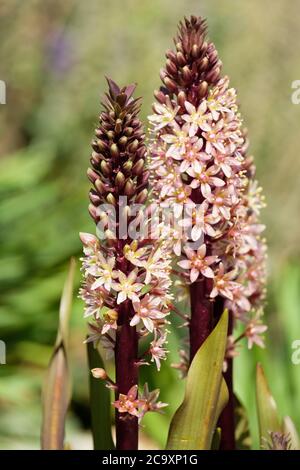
[80,79,171,450]
[148,16,267,449]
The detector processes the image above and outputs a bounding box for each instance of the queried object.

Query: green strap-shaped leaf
[87,342,115,450]
[41,258,75,450]
[256,363,282,446]
[166,310,229,450]
[283,416,300,450]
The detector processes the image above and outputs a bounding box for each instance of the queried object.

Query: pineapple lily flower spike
[80,79,171,450]
[148,16,267,449]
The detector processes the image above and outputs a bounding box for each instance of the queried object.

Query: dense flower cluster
[80,233,172,371]
[79,80,172,424]
[148,16,267,355]
[113,384,167,422]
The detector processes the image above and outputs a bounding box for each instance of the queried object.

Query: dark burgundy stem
[189,278,213,362]
[114,300,138,450]
[217,309,235,450]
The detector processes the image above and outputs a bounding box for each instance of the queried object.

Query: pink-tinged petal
[201,183,211,198]
[205,224,216,237]
[143,317,154,332]
[214,142,226,153]
[211,177,225,187]
[130,293,141,304]
[221,163,232,177]
[220,206,231,220]
[174,203,183,218]
[91,278,104,290]
[101,323,111,334]
[190,179,200,189]
[191,225,203,242]
[205,255,219,265]
[178,259,191,269]
[185,101,196,114]
[118,270,127,283]
[199,100,207,114]
[117,291,127,304]
[180,160,190,173]
[173,241,182,257]
[104,280,112,291]
[201,266,215,278]
[130,315,140,327]
[79,232,98,246]
[192,160,202,173]
[185,247,196,259]
[206,141,212,154]
[197,244,206,258]
[194,138,203,150]
[190,268,200,283]
[199,151,211,161]
[210,287,218,298]
[128,269,138,282]
[200,122,211,132]
[127,385,138,400]
[220,288,233,301]
[189,123,197,137]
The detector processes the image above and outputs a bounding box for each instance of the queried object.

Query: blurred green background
[0,0,300,450]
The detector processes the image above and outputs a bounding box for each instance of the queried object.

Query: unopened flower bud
[106,130,115,140]
[91,368,108,380]
[191,44,200,58]
[176,51,186,66]
[106,193,116,205]
[96,139,108,152]
[95,178,107,195]
[124,127,133,137]
[87,168,99,184]
[123,160,133,173]
[88,203,99,221]
[128,139,139,153]
[115,171,125,189]
[182,66,192,82]
[100,160,111,176]
[110,143,119,158]
[164,76,178,93]
[199,56,209,71]
[118,136,128,148]
[198,81,208,98]
[178,90,187,108]
[115,119,123,134]
[135,188,148,204]
[166,59,177,76]
[79,232,98,246]
[124,179,135,197]
[132,159,144,175]
[154,89,167,104]
[89,190,101,205]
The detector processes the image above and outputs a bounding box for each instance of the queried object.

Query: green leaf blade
[256,363,282,446]
[41,259,75,450]
[87,343,114,450]
[166,310,229,450]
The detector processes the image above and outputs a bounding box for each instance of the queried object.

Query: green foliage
[166,311,228,450]
[0,0,300,449]
[41,259,75,450]
[86,343,114,450]
[256,363,282,446]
